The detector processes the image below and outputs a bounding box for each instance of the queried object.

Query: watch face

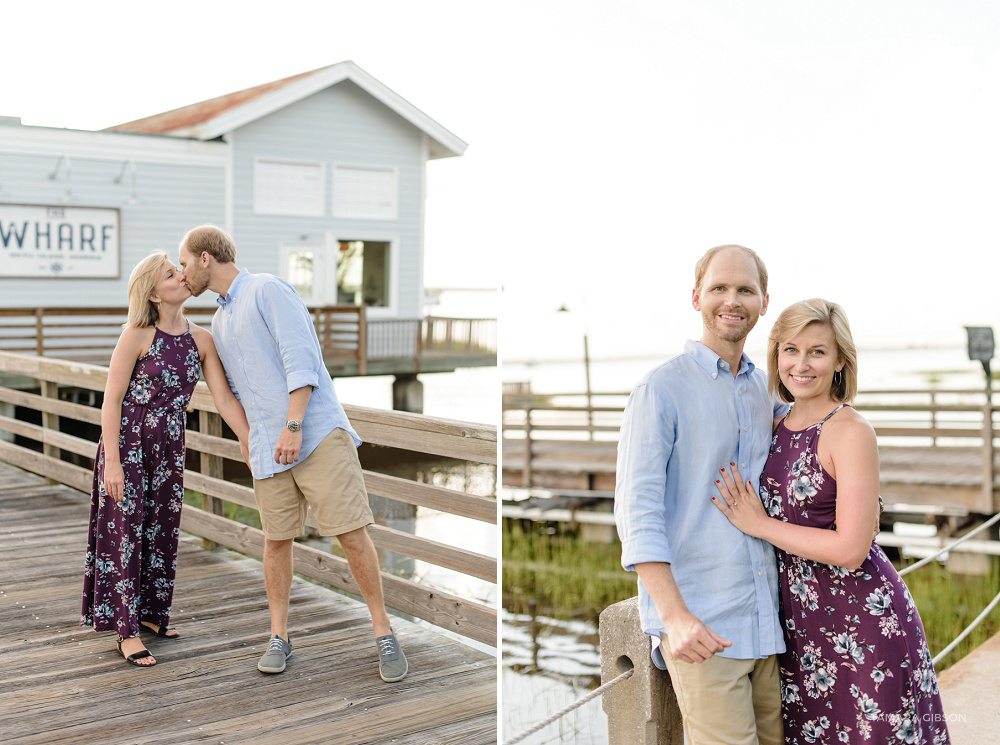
[286,420,300,432]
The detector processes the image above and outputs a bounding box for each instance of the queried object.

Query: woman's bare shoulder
[825,405,876,444]
[118,325,155,353]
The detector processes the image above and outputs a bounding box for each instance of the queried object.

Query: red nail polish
[730,462,735,466]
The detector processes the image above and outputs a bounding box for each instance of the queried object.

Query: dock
[0,462,497,745]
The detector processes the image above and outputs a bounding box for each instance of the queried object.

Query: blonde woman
[81,251,250,667]
[713,299,949,744]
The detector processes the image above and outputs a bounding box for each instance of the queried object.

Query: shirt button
[743,426,748,432]
[758,570,763,577]
[738,389,744,395]
[742,462,747,468]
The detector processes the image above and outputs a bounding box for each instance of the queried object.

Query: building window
[333,166,397,219]
[255,159,324,216]
[337,240,390,307]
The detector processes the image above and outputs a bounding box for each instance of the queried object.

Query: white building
[0,61,467,321]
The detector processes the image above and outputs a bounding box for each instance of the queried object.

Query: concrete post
[599,597,683,744]
[392,373,424,415]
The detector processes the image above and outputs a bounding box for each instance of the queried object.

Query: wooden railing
[0,308,497,373]
[502,388,1000,512]
[0,351,497,645]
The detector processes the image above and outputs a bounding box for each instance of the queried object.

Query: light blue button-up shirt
[615,340,788,668]
[211,269,361,480]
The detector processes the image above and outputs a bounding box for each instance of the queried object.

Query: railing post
[199,410,226,551]
[930,390,937,448]
[985,391,997,513]
[41,379,60,480]
[34,309,44,357]
[357,305,368,376]
[524,406,533,488]
[600,597,683,744]
[415,318,423,372]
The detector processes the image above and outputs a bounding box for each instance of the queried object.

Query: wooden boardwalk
[0,463,497,745]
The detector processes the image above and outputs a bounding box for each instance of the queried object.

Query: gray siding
[230,80,425,318]
[0,150,225,309]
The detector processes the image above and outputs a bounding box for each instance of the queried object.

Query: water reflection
[502,608,606,744]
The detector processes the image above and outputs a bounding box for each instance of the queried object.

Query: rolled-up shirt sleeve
[257,280,322,393]
[615,382,676,571]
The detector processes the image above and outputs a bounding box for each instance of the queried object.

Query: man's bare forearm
[635,562,687,621]
[286,386,313,423]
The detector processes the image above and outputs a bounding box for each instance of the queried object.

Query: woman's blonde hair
[767,298,858,404]
[124,251,170,328]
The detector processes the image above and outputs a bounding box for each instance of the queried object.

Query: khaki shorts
[252,428,374,540]
[659,635,783,745]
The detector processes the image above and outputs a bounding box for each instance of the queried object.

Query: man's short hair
[694,244,768,296]
[181,225,236,264]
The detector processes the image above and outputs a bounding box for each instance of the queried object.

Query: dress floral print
[762,404,950,744]
[81,326,200,639]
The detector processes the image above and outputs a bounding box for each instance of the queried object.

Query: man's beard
[704,312,756,343]
[186,274,209,297]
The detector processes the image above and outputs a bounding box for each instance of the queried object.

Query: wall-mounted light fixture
[49,155,72,203]
[114,159,138,205]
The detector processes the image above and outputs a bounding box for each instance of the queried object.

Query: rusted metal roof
[105,64,334,135]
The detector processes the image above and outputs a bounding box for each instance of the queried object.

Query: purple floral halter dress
[761,404,950,744]
[81,324,201,638]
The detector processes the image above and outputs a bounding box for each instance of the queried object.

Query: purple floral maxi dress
[81,326,201,638]
[761,404,950,745]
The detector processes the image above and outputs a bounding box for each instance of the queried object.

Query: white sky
[4,1,1000,361]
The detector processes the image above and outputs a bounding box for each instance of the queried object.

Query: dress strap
[819,403,847,424]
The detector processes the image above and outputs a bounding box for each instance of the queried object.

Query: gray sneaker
[376,629,408,682]
[257,634,292,674]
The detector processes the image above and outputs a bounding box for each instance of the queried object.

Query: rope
[897,512,1000,576]
[504,667,634,745]
[931,588,1000,666]
[505,514,999,744]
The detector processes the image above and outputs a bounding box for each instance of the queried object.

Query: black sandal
[140,622,180,639]
[116,635,157,667]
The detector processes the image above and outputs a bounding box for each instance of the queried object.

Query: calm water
[501,346,990,744]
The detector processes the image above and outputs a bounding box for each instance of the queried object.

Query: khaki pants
[659,637,783,745]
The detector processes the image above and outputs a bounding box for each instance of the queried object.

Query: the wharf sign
[0,204,120,278]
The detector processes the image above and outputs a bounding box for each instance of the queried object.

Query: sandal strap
[126,649,153,662]
[143,623,178,637]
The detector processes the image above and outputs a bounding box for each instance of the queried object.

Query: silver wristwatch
[285,420,301,432]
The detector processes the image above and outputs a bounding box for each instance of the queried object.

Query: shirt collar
[216,268,249,308]
[684,339,756,378]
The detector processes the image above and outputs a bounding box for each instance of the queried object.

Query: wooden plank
[363,471,497,523]
[179,505,497,646]
[182,467,497,526]
[367,524,496,583]
[0,440,91,492]
[0,385,102,425]
[0,474,496,745]
[0,415,96,459]
[182,470,495,580]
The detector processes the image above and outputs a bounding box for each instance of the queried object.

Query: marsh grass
[900,559,1000,671]
[503,522,635,623]
[503,521,1000,671]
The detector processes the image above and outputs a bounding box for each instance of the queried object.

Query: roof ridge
[105,62,343,134]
